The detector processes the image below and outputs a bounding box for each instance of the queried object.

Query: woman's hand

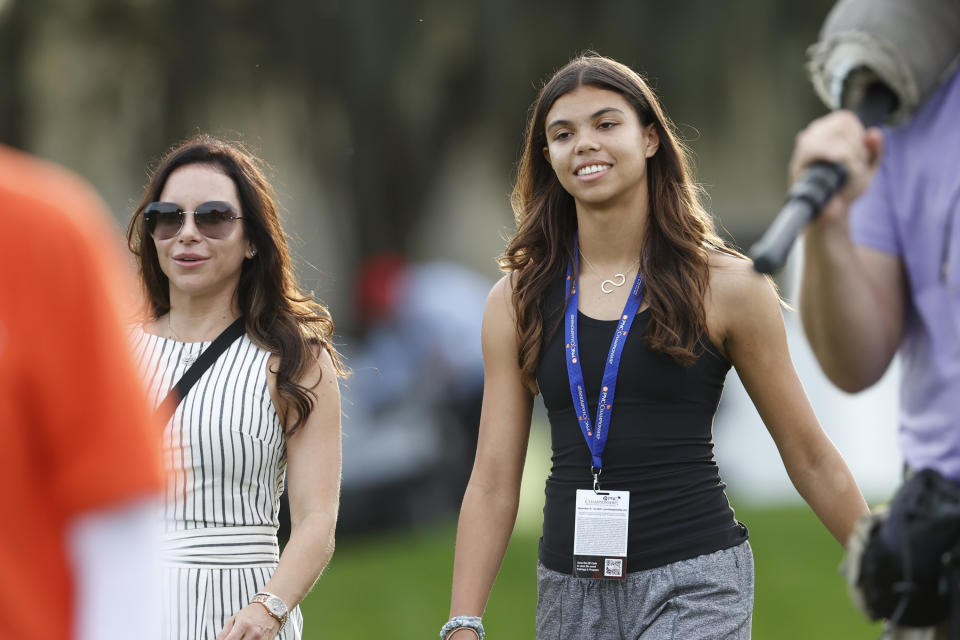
[216,603,281,640]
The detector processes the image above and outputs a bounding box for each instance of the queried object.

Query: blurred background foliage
[0,0,836,325]
[1,1,892,637]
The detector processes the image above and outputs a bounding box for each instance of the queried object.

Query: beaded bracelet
[439,615,485,639]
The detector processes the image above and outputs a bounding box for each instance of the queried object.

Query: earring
[249,249,257,258]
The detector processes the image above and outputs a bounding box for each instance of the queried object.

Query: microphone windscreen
[807,0,960,123]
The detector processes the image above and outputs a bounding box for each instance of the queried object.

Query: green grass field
[300,504,883,639]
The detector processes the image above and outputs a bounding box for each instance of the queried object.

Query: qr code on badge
[604,558,623,577]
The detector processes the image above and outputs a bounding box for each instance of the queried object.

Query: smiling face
[153,163,253,302]
[543,85,659,210]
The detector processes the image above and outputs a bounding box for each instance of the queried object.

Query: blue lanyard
[564,237,644,488]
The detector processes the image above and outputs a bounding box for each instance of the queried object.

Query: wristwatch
[251,592,289,629]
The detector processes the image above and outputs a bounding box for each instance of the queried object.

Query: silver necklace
[579,250,640,294]
[168,314,200,365]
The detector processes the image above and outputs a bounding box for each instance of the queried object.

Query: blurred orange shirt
[0,145,163,639]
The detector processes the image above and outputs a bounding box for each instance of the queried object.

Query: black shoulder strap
[156,316,246,421]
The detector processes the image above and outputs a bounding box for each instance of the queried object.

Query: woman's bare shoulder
[485,272,516,320]
[704,250,784,353]
[707,250,777,309]
[133,317,163,338]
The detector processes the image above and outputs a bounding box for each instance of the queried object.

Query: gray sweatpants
[536,542,754,640]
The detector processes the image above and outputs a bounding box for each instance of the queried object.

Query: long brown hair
[127,134,345,435]
[503,53,738,394]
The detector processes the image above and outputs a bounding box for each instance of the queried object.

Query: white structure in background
[714,246,903,504]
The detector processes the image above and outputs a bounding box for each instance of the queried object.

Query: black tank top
[536,275,748,574]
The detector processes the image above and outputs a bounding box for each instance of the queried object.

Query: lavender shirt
[849,69,960,480]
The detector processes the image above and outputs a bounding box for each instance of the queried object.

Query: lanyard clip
[591,466,602,493]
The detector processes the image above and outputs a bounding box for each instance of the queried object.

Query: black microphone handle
[750,162,848,274]
[749,82,898,274]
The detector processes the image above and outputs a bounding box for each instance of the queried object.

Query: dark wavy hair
[127,134,345,434]
[503,53,739,394]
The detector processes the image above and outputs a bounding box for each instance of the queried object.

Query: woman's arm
[218,348,341,640]
[446,276,535,639]
[710,257,868,546]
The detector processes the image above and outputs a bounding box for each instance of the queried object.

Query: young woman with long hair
[127,135,344,640]
[441,54,868,640]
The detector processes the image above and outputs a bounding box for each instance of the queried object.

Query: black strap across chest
[156,316,246,422]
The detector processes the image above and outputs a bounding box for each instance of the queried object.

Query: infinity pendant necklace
[579,250,640,294]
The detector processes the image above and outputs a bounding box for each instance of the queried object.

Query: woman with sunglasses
[441,54,869,640]
[126,135,344,640]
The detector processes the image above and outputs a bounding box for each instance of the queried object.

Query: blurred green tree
[0,0,834,268]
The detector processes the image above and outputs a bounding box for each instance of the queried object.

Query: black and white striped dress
[132,327,304,640]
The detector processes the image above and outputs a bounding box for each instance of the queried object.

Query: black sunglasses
[143,201,244,240]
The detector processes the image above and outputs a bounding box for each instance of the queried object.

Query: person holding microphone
[792,62,960,640]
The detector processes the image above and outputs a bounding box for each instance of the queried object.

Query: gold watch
[251,592,289,629]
